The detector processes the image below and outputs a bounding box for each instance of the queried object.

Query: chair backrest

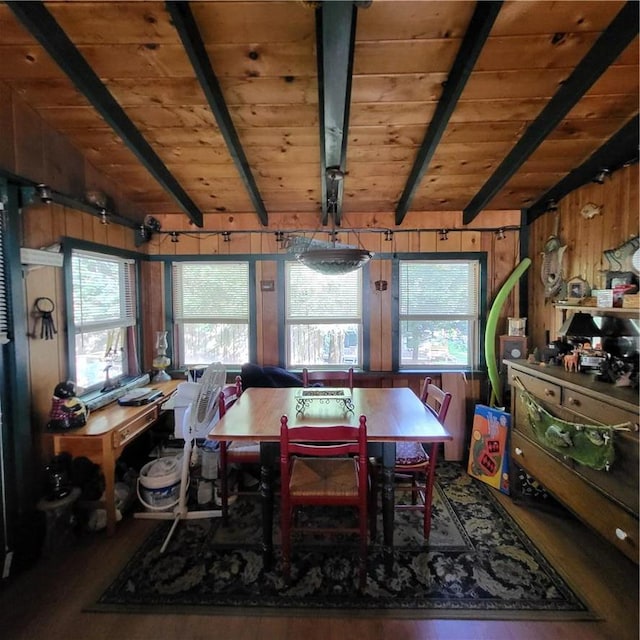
[302,367,354,389]
[419,376,452,425]
[218,375,242,418]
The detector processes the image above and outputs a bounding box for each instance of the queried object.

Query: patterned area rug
[91,463,592,619]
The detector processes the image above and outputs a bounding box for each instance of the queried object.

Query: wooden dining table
[208,386,452,572]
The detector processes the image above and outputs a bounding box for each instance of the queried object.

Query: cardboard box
[467,405,511,494]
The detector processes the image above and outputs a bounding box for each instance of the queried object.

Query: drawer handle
[544,388,555,397]
[514,447,523,456]
[615,528,628,541]
[566,396,579,406]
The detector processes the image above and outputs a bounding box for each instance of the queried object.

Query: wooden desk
[209,386,452,570]
[50,379,179,536]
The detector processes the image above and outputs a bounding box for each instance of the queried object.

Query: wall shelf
[555,304,639,316]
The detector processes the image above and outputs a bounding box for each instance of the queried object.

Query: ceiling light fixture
[439,229,449,241]
[100,208,109,225]
[384,230,394,242]
[495,228,506,240]
[221,231,231,242]
[170,232,179,243]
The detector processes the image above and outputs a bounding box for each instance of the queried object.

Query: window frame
[283,259,366,370]
[64,240,142,391]
[392,253,487,372]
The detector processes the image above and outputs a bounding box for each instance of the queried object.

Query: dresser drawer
[112,405,159,449]
[561,388,640,430]
[509,370,561,407]
[512,431,639,563]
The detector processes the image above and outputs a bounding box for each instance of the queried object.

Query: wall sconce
[592,168,610,184]
[439,229,449,241]
[100,208,109,225]
[275,231,285,244]
[170,232,179,243]
[384,230,394,242]
[495,228,506,240]
[221,231,231,242]
[36,184,52,204]
[374,280,388,292]
[328,230,339,243]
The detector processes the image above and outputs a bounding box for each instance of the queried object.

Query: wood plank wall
[527,164,639,353]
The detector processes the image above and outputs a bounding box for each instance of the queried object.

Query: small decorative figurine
[46,380,89,432]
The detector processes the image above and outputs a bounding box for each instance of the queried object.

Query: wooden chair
[279,414,371,589]
[216,376,261,523]
[302,367,354,389]
[391,377,452,539]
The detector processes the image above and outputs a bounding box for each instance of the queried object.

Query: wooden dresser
[506,360,639,563]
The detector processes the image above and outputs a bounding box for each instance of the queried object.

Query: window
[286,262,362,368]
[399,259,480,369]
[70,249,137,390]
[172,261,250,366]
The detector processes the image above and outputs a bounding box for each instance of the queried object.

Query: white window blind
[72,249,136,331]
[287,263,361,320]
[173,262,249,322]
[399,261,479,317]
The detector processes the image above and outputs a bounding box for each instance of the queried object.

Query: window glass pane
[181,322,249,366]
[75,328,125,389]
[400,320,471,367]
[286,263,362,367]
[172,262,250,366]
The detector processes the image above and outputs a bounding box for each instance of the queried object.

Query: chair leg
[219,444,229,524]
[359,506,368,590]
[281,501,291,582]
[422,446,439,539]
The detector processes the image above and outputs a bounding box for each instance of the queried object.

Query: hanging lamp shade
[297,247,372,275]
[558,312,603,338]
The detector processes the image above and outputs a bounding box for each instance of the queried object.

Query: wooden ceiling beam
[463,0,639,225]
[317,1,359,227]
[395,1,502,226]
[525,116,639,224]
[166,2,269,227]
[6,1,204,228]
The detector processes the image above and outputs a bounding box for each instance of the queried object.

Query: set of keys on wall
[35,297,57,340]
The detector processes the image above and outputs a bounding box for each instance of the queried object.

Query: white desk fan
[135,362,226,553]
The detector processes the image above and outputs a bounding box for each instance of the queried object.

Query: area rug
[90,463,593,619]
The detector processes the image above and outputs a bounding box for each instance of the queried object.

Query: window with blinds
[71,249,137,389]
[286,262,362,368]
[399,260,480,369]
[172,261,250,366]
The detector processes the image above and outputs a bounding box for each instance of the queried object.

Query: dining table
[208,385,452,572]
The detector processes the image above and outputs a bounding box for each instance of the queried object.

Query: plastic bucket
[137,456,182,511]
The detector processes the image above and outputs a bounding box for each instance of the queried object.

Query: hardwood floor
[0,493,637,640]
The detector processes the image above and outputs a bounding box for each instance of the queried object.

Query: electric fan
[135,362,226,553]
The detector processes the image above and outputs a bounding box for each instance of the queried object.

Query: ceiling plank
[317,1,358,226]
[166,1,268,227]
[525,116,639,224]
[462,0,639,225]
[395,1,502,225]
[6,0,204,228]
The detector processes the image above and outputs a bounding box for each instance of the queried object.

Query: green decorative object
[485,258,532,407]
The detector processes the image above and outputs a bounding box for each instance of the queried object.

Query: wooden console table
[49,379,179,536]
[507,360,639,563]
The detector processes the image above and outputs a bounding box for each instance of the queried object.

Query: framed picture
[566,276,590,300]
[605,271,637,289]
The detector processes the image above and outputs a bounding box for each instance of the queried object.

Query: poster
[467,405,511,494]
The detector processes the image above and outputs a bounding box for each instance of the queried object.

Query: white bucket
[137,456,182,511]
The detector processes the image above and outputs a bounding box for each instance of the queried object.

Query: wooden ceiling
[0,1,638,229]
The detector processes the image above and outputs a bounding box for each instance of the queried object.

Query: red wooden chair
[216,376,261,523]
[302,367,354,389]
[391,377,452,539]
[279,414,371,589]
